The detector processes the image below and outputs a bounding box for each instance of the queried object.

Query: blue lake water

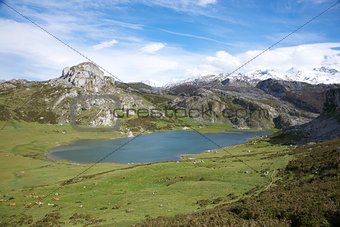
[48,131,271,164]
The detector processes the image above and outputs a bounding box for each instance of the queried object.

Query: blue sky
[0,0,339,85]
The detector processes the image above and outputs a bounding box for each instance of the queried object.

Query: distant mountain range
[0,62,339,134]
[166,66,339,88]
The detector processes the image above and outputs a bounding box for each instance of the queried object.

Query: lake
[48,131,271,164]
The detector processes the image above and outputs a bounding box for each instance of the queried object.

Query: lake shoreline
[47,130,272,164]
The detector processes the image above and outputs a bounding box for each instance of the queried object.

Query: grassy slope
[137,139,340,227]
[0,121,126,191]
[0,121,291,226]
[0,83,69,123]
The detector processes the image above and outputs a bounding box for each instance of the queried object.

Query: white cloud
[0,19,83,78]
[0,19,199,85]
[142,0,217,8]
[159,28,227,44]
[139,43,165,53]
[190,43,340,77]
[198,0,217,6]
[298,0,332,4]
[93,39,119,50]
[140,0,218,16]
[1,19,339,85]
[266,32,326,46]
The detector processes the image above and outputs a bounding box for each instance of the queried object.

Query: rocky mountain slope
[297,88,340,141]
[0,62,149,133]
[165,80,336,129]
[256,79,339,113]
[271,88,340,144]
[1,62,339,131]
[164,67,339,129]
[166,86,316,129]
[49,62,115,91]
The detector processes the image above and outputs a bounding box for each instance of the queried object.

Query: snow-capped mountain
[140,80,159,88]
[283,67,340,85]
[167,66,340,88]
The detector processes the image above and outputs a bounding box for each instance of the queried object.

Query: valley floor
[0,121,312,226]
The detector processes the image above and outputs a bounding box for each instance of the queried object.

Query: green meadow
[0,121,292,226]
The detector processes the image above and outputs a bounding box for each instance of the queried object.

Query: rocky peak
[313,66,339,75]
[50,62,114,91]
[256,79,288,97]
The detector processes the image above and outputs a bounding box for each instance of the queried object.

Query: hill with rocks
[0,62,339,131]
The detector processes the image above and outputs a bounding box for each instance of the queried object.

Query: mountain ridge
[1,62,339,131]
[166,66,340,88]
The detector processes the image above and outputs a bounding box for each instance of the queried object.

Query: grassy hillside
[0,82,68,123]
[137,139,340,226]
[0,121,290,226]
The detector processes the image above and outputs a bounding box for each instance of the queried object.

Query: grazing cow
[52,197,60,201]
[35,201,43,206]
[25,202,32,207]
[9,203,16,206]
